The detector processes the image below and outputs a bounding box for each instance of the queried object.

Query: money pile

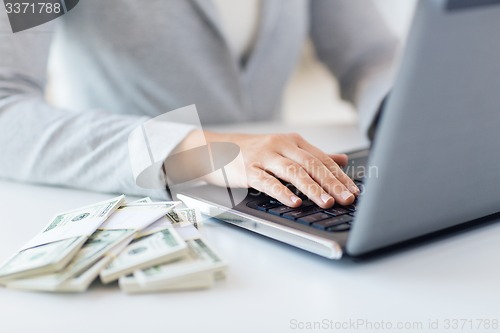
[0,196,227,294]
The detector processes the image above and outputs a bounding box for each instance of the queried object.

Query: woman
[0,0,397,208]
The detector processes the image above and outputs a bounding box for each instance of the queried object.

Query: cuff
[128,108,197,190]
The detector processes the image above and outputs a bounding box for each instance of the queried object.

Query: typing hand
[176,131,360,208]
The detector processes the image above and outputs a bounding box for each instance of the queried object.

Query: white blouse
[212,0,261,60]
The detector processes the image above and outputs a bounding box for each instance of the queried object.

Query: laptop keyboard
[246,179,363,233]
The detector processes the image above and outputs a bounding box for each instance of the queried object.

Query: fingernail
[341,191,354,201]
[348,185,360,194]
[320,194,333,204]
[290,195,301,205]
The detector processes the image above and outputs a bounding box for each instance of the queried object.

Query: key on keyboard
[246,178,363,233]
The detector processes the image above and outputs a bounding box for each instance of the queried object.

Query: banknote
[7,256,112,293]
[88,202,178,284]
[166,209,189,225]
[41,196,124,234]
[51,229,134,281]
[134,217,172,239]
[134,203,185,239]
[99,202,175,231]
[134,236,227,287]
[119,271,214,294]
[175,208,204,231]
[0,237,86,284]
[128,197,153,204]
[54,257,112,293]
[0,196,125,282]
[100,228,187,284]
[6,229,134,291]
[123,201,179,209]
[1,196,226,294]
[57,232,137,293]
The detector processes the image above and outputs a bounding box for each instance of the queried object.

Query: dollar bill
[134,236,227,287]
[0,196,125,282]
[42,196,124,233]
[2,197,225,293]
[43,202,165,290]
[128,197,153,204]
[134,217,172,239]
[54,257,112,293]
[0,237,86,284]
[175,208,203,230]
[85,202,178,285]
[166,209,189,225]
[7,256,112,293]
[6,229,134,291]
[119,271,214,294]
[99,202,175,231]
[134,203,185,239]
[100,228,187,284]
[123,201,179,209]
[53,229,134,280]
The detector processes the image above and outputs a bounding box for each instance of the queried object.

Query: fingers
[263,155,336,208]
[247,165,302,208]
[280,149,355,206]
[329,154,348,167]
[230,132,359,208]
[294,136,359,197]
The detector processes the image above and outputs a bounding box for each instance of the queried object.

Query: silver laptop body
[177,0,500,259]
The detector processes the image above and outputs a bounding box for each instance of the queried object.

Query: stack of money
[0,196,227,294]
[119,223,227,294]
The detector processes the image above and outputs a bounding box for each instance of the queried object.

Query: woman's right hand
[172,130,360,209]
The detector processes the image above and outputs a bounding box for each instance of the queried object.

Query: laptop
[175,0,500,259]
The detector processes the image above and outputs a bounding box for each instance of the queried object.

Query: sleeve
[309,0,399,135]
[0,11,193,199]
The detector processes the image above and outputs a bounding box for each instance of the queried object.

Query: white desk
[0,124,498,333]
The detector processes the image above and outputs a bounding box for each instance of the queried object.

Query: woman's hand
[174,130,360,208]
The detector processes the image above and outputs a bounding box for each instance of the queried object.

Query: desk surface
[1,124,498,333]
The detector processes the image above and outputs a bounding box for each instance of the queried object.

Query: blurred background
[283,0,416,125]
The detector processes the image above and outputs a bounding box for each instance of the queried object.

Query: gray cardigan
[0,0,398,198]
